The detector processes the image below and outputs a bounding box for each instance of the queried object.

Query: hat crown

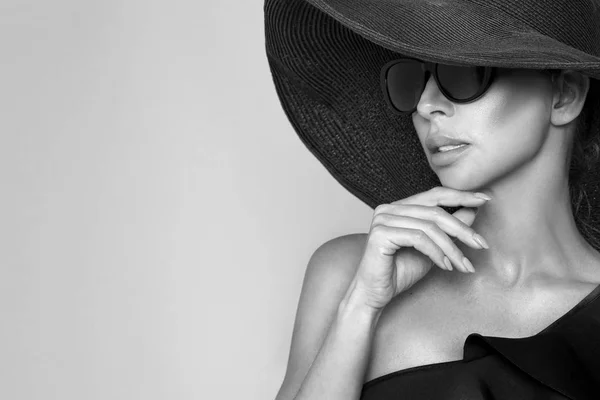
[468,0,600,56]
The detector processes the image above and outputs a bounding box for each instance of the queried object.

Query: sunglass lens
[436,64,487,100]
[386,61,425,112]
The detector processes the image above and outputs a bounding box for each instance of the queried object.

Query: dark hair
[568,74,600,249]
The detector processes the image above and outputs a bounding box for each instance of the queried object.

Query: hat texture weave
[264,0,600,249]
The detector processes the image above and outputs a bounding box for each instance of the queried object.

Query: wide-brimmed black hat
[263,0,600,247]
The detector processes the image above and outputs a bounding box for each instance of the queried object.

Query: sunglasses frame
[380,57,497,116]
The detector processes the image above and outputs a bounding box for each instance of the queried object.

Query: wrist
[338,279,383,326]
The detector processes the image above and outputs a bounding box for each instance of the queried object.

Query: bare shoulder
[304,233,368,289]
[275,233,367,400]
[300,233,369,318]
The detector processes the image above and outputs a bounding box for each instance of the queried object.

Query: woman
[264,0,600,398]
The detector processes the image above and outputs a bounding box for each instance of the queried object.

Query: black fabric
[360,284,600,399]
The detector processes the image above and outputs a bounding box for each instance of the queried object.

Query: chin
[437,170,481,191]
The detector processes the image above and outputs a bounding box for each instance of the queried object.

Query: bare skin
[364,249,600,382]
[365,67,600,381]
[275,67,600,400]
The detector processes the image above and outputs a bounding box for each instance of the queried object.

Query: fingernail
[462,256,475,273]
[474,192,492,201]
[472,233,489,249]
[443,256,453,271]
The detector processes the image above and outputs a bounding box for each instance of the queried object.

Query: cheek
[468,82,552,160]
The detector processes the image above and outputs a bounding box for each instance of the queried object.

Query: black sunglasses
[380,57,497,115]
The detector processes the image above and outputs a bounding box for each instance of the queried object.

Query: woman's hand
[351,186,491,311]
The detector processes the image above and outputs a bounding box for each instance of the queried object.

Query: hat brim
[304,0,600,77]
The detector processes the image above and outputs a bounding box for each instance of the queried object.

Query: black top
[360,283,600,400]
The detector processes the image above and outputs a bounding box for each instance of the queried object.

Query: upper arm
[275,233,368,400]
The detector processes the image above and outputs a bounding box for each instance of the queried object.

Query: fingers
[380,204,485,249]
[374,187,493,273]
[392,186,492,208]
[370,225,454,273]
[372,213,475,273]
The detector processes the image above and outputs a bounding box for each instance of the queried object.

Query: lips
[430,142,471,167]
[426,135,471,153]
[437,143,469,153]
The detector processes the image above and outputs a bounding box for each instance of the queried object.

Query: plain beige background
[1,1,373,399]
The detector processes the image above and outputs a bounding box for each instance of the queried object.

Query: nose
[415,74,454,119]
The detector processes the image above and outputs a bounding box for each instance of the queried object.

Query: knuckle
[412,229,427,242]
[422,220,437,232]
[389,204,406,215]
[430,206,444,218]
[374,204,389,215]
[372,213,390,226]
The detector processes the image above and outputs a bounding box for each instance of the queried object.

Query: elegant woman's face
[411,68,555,187]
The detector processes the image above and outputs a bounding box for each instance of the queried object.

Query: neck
[460,136,599,289]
